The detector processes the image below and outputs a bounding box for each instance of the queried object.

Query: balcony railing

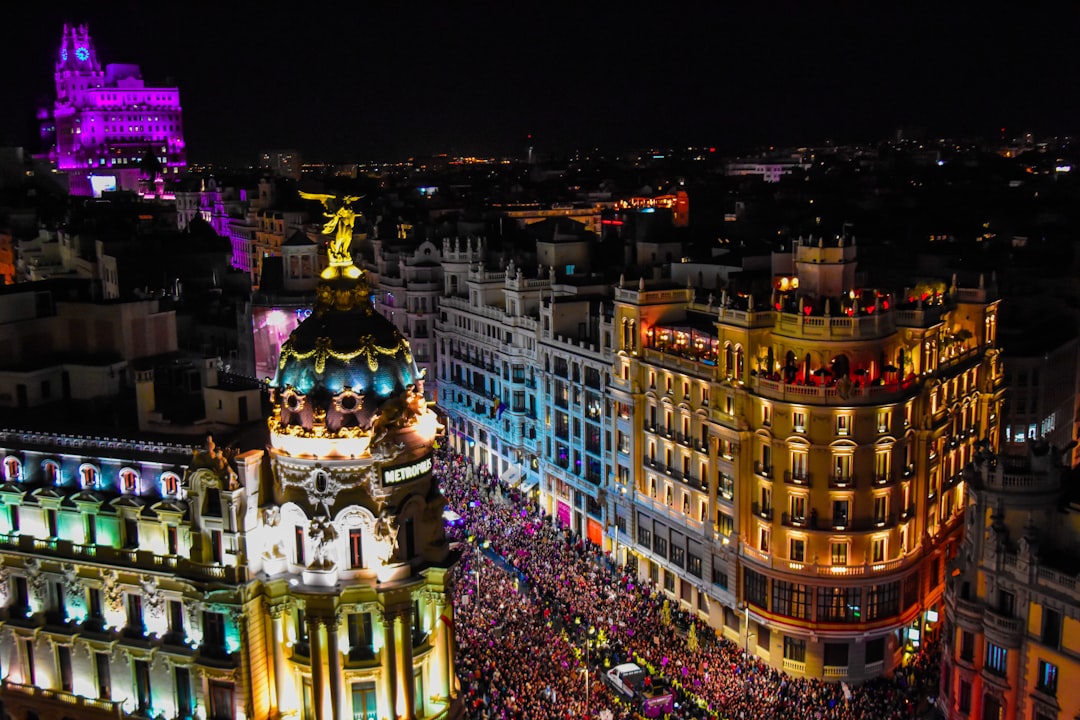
[872,472,896,486]
[829,474,856,489]
[754,462,774,479]
[781,512,811,529]
[784,470,812,487]
[0,533,245,582]
[0,681,123,719]
[984,608,1022,636]
[752,502,774,521]
[782,658,806,675]
[741,542,908,576]
[829,514,896,532]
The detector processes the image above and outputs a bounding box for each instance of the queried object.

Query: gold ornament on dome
[298,191,364,279]
[333,387,363,414]
[277,335,412,374]
[268,414,369,439]
[315,278,374,313]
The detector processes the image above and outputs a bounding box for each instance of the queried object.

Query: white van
[604,662,645,698]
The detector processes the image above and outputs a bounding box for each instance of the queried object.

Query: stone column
[397,605,416,719]
[326,616,344,720]
[308,615,326,720]
[432,592,451,701]
[270,604,290,716]
[380,610,398,720]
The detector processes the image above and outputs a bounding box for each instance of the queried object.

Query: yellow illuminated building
[609,236,1003,681]
[941,443,1080,720]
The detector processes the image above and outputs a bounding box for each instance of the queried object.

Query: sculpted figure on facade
[308,514,338,569]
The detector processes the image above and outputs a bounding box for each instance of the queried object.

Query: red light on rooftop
[803,305,811,316]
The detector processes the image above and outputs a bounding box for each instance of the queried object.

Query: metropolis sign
[382,454,433,486]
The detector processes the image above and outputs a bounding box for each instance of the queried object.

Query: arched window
[3,457,21,482]
[161,472,180,497]
[725,344,734,377]
[119,468,139,494]
[42,460,60,485]
[79,464,100,489]
[734,346,745,381]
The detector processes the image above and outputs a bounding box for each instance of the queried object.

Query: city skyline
[1,4,1078,163]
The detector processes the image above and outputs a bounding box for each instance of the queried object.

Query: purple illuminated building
[41,24,186,196]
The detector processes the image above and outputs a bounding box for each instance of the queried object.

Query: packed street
[438,447,942,720]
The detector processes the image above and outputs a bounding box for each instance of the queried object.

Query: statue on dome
[299,191,364,278]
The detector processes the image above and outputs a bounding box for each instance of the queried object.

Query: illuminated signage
[382,455,433,485]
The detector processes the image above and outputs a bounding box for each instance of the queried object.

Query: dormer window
[161,473,180,497]
[3,457,21,482]
[79,464,100,489]
[119,468,139,495]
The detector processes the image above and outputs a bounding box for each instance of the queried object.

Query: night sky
[2,2,1078,163]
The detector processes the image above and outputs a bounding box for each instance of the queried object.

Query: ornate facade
[0,255,456,719]
[940,444,1080,720]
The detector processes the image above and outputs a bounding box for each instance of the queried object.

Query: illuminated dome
[272,272,421,434]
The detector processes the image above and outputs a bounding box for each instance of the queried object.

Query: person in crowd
[436,446,940,720]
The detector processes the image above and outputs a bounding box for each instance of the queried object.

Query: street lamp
[742,603,754,660]
[475,542,482,596]
[584,625,596,716]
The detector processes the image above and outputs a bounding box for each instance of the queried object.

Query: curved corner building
[0,264,457,720]
[264,267,458,720]
[609,236,1003,681]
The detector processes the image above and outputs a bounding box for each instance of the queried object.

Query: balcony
[829,513,896,532]
[829,474,856,489]
[0,533,245,583]
[983,608,1022,638]
[754,462,774,479]
[952,596,982,626]
[752,502,774,521]
[784,470,812,488]
[782,658,806,675]
[822,666,848,679]
[751,374,917,407]
[781,512,811,529]
[872,472,896,487]
[0,682,123,719]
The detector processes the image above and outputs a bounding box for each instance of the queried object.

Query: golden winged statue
[299,191,364,278]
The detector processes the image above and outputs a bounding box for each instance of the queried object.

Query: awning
[519,474,540,492]
[501,465,521,486]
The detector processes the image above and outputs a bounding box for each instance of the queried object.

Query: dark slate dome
[273,272,420,432]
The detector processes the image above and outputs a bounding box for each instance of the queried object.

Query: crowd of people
[436,446,942,720]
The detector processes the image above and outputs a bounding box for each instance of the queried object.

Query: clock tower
[44,23,186,196]
[55,23,103,104]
